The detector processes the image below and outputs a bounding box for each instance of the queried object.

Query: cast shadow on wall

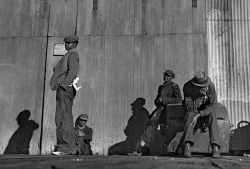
[4,110,39,155]
[108,98,149,155]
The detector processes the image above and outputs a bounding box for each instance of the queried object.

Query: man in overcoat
[50,35,80,155]
[182,72,221,158]
[74,114,93,155]
[128,70,182,156]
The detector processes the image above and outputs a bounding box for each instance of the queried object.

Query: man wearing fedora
[74,114,93,155]
[128,70,182,156]
[50,35,80,155]
[182,72,221,158]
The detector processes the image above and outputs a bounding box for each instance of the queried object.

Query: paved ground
[0,155,250,169]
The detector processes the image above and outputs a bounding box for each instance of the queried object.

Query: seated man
[128,70,182,156]
[74,114,93,155]
[182,72,221,158]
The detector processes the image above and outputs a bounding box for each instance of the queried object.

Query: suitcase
[229,121,250,155]
[163,103,231,155]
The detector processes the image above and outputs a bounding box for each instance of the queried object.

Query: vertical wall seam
[39,0,51,155]
[75,0,79,35]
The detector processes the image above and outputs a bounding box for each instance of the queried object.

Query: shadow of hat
[16,110,31,125]
[130,98,146,107]
[192,72,210,87]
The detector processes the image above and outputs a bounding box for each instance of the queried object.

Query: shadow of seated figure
[108,98,149,155]
[74,114,93,155]
[4,110,39,154]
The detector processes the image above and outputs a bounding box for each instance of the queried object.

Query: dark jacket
[74,125,93,155]
[50,48,79,90]
[154,81,182,108]
[182,77,218,116]
[75,125,93,142]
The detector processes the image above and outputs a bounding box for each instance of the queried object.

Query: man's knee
[206,111,216,121]
[185,111,196,122]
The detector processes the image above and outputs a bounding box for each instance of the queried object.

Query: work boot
[212,145,221,159]
[127,151,142,156]
[75,148,81,155]
[183,143,192,158]
[70,148,80,155]
[141,146,150,156]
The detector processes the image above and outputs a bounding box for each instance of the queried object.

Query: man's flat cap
[79,114,88,121]
[63,35,79,43]
[163,70,175,78]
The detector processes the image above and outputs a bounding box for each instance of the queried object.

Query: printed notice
[53,44,67,56]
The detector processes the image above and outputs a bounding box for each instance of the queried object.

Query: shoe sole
[127,154,142,156]
[51,152,66,156]
[183,153,192,158]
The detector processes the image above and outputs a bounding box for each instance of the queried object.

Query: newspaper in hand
[69,77,82,91]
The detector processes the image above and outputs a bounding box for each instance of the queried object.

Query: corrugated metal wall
[41,0,207,155]
[207,0,250,150]
[207,0,250,128]
[0,0,49,154]
[2,0,249,155]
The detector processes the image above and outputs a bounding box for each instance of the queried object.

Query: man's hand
[199,86,208,95]
[185,97,193,111]
[77,130,86,137]
[74,129,79,137]
[140,140,145,147]
[84,139,91,144]
[191,114,201,126]
[202,95,208,104]
[157,97,163,103]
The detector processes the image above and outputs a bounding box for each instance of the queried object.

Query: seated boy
[75,114,93,155]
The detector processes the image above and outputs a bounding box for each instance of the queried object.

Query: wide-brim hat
[191,72,210,87]
[163,70,175,78]
[79,114,88,121]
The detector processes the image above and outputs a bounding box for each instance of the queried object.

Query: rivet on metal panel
[93,0,98,10]
[192,0,197,8]
[142,0,147,35]
[93,0,98,18]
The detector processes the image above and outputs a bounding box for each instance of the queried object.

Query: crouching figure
[75,114,93,155]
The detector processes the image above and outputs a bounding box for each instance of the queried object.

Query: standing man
[50,35,80,155]
[128,70,182,156]
[182,72,221,158]
[74,114,93,155]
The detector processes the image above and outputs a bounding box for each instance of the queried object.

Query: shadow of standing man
[4,110,39,154]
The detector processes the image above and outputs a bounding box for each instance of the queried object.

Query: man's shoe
[183,143,192,158]
[127,151,142,156]
[73,148,81,155]
[212,145,221,159]
[51,151,66,156]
